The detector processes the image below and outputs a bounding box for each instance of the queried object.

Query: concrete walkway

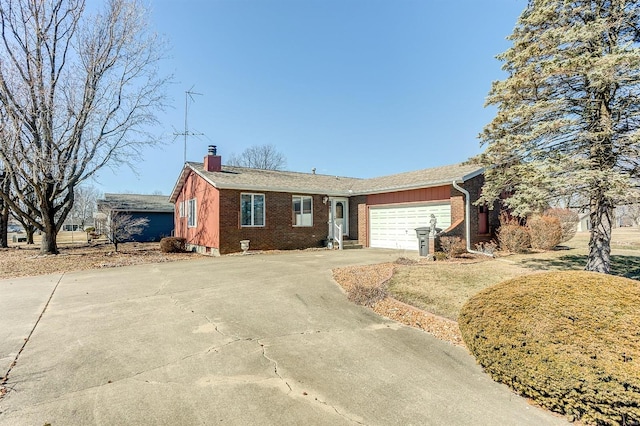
[0,249,567,425]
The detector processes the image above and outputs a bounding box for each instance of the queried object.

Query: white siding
[369,203,451,250]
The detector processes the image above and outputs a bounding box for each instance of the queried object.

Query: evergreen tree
[477,0,640,273]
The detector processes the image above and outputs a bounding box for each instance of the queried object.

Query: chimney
[204,145,221,172]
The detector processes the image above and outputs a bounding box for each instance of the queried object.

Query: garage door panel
[369,204,451,250]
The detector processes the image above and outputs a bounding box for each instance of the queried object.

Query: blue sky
[94,0,526,195]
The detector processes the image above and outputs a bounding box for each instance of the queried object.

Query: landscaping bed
[332,261,465,346]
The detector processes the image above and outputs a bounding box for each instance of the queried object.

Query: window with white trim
[179,201,185,218]
[187,198,197,227]
[241,193,265,227]
[292,195,313,227]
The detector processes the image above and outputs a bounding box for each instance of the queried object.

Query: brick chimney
[204,145,222,172]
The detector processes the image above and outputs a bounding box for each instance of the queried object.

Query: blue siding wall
[127,212,174,242]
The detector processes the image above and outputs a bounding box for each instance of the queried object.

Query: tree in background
[227,144,287,170]
[70,185,101,230]
[0,0,168,254]
[476,0,640,273]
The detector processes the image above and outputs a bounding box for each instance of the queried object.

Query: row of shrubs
[434,209,579,259]
[498,208,579,253]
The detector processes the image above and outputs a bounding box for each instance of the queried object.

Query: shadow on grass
[517,254,640,280]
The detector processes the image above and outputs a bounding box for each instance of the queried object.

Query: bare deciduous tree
[227,144,287,170]
[101,209,149,252]
[0,0,169,254]
[70,185,101,230]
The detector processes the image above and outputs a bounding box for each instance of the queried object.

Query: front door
[329,198,349,239]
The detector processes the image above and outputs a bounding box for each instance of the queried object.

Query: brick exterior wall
[349,196,366,241]
[218,190,330,254]
[443,174,500,248]
[357,203,368,246]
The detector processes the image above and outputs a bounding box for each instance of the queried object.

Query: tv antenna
[174,86,204,163]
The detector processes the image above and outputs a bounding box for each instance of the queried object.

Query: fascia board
[461,167,485,182]
[169,167,191,203]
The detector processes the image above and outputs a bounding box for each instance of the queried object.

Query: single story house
[169,146,500,255]
[96,193,174,242]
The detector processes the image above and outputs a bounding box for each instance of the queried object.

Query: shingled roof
[100,193,174,213]
[170,162,483,203]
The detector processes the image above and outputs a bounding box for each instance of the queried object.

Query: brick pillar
[429,236,436,255]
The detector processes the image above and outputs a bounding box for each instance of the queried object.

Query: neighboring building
[577,212,591,232]
[96,193,174,242]
[169,146,500,255]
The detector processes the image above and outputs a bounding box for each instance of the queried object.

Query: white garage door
[369,203,451,250]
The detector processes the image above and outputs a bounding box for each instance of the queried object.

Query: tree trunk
[40,230,59,254]
[40,210,59,254]
[26,227,35,245]
[0,202,8,248]
[586,194,613,273]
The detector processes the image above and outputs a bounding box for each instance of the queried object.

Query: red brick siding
[444,174,500,248]
[349,196,366,240]
[357,203,368,246]
[218,190,330,254]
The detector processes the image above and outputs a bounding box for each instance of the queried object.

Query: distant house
[96,193,174,242]
[169,146,499,255]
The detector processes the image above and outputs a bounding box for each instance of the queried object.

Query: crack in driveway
[0,273,65,402]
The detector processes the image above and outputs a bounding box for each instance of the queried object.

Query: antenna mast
[177,87,203,163]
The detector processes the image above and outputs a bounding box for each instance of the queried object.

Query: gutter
[451,180,493,257]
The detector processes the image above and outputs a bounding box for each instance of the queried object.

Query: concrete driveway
[0,249,567,425]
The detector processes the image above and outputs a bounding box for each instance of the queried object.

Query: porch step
[342,240,363,250]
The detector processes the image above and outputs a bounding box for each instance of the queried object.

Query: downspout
[452,180,493,257]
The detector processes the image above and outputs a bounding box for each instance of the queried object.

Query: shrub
[459,271,640,425]
[347,282,387,307]
[439,236,466,258]
[433,251,448,261]
[160,237,186,253]
[545,208,579,243]
[527,215,562,250]
[474,240,498,255]
[497,215,530,253]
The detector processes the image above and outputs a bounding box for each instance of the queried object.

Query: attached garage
[369,203,451,250]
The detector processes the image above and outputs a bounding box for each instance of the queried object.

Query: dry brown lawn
[1,232,197,278]
[386,228,640,321]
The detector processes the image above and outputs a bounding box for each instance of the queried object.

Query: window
[478,204,489,234]
[241,193,265,227]
[179,201,185,218]
[292,195,313,226]
[187,198,197,227]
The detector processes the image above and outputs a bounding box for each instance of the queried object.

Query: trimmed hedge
[159,237,186,253]
[528,215,562,250]
[497,221,530,253]
[545,208,579,244]
[459,271,640,425]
